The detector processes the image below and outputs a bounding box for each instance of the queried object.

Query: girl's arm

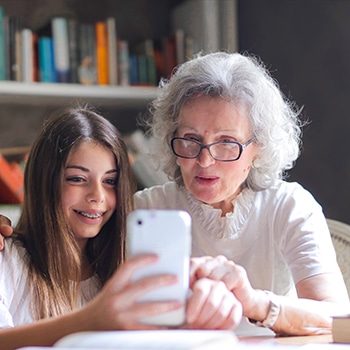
[0,255,180,350]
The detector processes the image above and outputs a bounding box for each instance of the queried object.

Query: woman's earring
[252,158,260,169]
[176,159,180,166]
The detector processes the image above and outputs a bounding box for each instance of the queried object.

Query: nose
[196,147,215,167]
[86,182,105,203]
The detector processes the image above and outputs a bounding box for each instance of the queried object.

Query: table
[17,333,348,349]
[238,334,350,349]
[240,334,332,344]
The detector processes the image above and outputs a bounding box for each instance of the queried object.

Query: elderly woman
[134,52,349,335]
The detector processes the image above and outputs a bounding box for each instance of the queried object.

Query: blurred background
[239,0,350,224]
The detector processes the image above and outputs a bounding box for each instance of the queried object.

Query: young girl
[0,106,241,349]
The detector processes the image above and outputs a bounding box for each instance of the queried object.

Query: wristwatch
[248,290,281,328]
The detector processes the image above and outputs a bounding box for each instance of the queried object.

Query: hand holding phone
[126,209,192,327]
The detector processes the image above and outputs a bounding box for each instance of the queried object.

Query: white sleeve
[0,240,31,327]
[0,241,16,328]
[0,295,14,328]
[275,183,340,284]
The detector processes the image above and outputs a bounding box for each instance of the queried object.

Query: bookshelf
[0,0,184,149]
[0,81,158,107]
[0,0,237,149]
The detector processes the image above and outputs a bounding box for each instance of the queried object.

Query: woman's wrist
[248,291,281,328]
[244,289,274,324]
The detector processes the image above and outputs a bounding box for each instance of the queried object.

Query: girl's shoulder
[0,239,28,281]
[0,239,32,327]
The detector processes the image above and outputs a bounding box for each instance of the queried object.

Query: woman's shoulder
[254,181,324,231]
[259,180,320,206]
[134,181,186,209]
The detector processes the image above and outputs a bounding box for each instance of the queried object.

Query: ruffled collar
[185,186,256,239]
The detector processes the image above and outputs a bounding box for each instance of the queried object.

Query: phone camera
[137,220,143,225]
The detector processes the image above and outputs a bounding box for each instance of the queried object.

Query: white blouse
[0,240,101,327]
[134,180,341,297]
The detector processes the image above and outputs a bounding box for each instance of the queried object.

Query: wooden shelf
[0,81,158,108]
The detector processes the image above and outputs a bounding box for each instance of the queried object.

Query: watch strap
[248,290,281,328]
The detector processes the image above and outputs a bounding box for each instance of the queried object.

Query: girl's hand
[0,215,13,250]
[84,254,182,330]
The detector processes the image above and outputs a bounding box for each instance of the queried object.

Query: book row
[0,8,190,87]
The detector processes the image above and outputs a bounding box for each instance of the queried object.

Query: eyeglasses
[170,136,256,162]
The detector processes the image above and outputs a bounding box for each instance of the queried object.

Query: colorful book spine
[95,21,109,85]
[106,17,117,85]
[20,28,33,82]
[68,18,79,83]
[52,17,70,83]
[15,21,22,81]
[8,16,21,81]
[129,54,138,85]
[38,36,56,82]
[137,54,148,85]
[118,39,129,86]
[86,24,97,83]
[77,23,96,85]
[32,31,39,82]
[144,39,157,86]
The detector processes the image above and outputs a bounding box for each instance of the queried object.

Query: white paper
[54,330,238,349]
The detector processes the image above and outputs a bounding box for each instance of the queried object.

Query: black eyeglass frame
[170,136,256,162]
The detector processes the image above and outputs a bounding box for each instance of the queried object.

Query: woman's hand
[83,254,182,330]
[185,277,242,330]
[0,215,13,250]
[190,256,267,320]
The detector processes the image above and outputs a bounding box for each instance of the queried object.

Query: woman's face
[176,95,257,215]
[61,141,118,250]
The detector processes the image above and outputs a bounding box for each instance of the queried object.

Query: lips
[74,210,105,219]
[194,174,219,186]
[195,174,218,181]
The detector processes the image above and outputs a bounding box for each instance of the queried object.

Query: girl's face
[176,95,257,216]
[61,141,118,250]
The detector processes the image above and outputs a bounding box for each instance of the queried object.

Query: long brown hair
[14,105,135,319]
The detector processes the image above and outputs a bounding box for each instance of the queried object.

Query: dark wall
[238,0,350,224]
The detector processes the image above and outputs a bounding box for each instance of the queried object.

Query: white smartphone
[126,209,192,327]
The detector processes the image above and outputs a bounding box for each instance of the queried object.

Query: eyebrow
[65,165,118,174]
